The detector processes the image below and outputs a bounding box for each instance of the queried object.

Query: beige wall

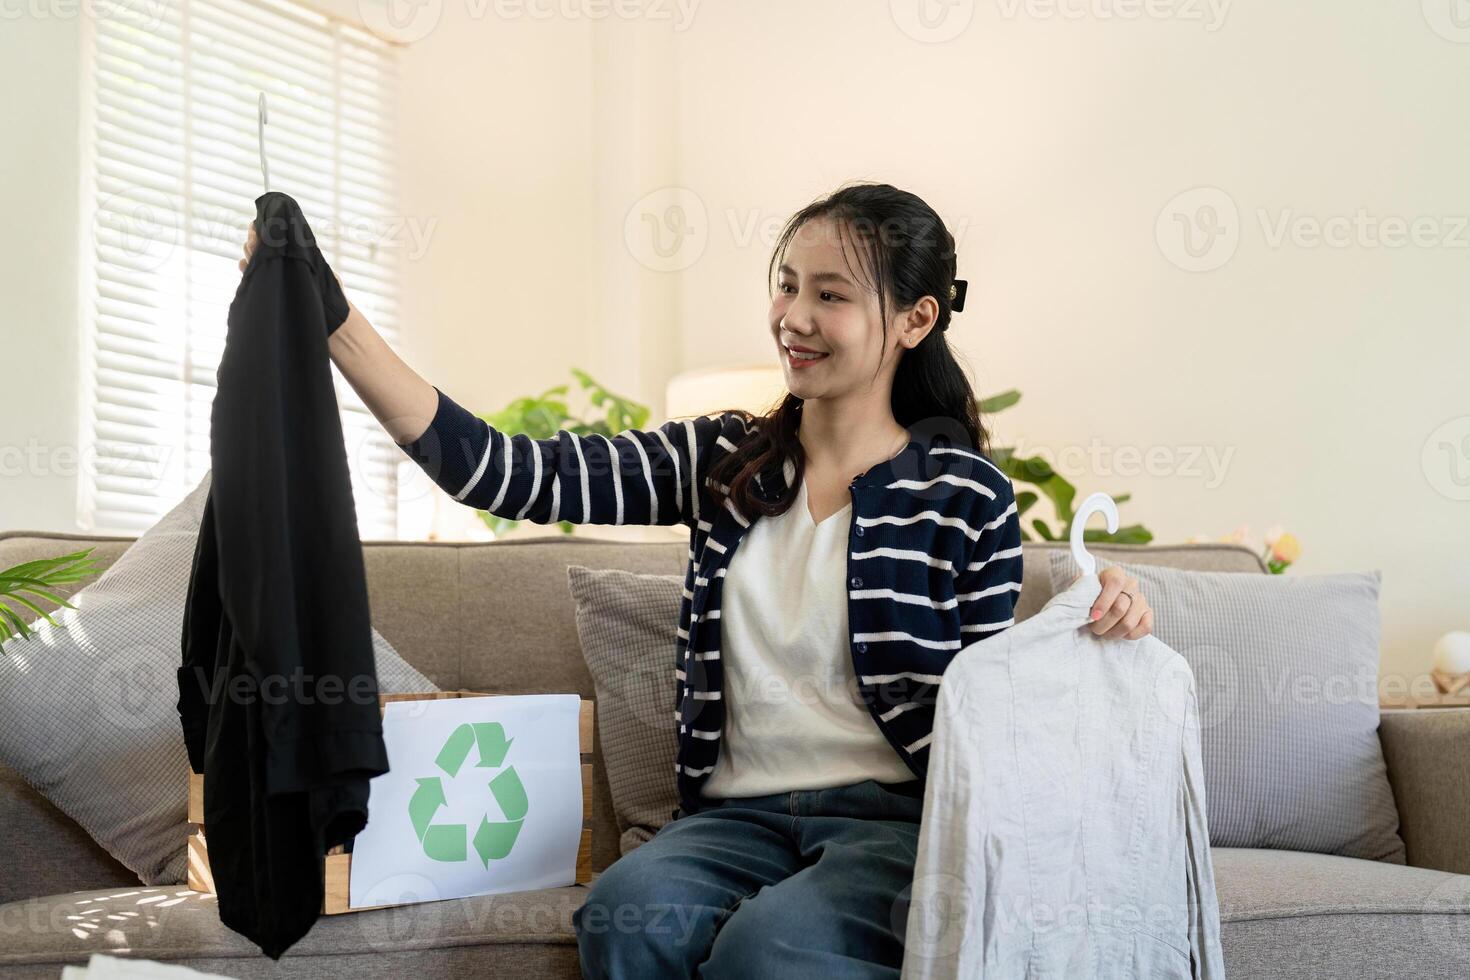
[390,0,1470,682]
[0,14,84,534]
[2,0,1466,682]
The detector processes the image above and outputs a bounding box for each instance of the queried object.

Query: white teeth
[788,348,827,360]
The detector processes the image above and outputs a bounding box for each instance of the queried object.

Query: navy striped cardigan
[397,386,1026,819]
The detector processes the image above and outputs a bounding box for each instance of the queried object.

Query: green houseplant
[475,369,652,539]
[982,389,1153,545]
[0,548,105,646]
[475,374,1153,546]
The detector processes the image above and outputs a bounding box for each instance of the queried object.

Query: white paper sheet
[348,693,584,910]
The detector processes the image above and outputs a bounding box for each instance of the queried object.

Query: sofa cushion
[0,474,438,889]
[1213,848,1470,977]
[4,851,1466,979]
[0,881,589,980]
[1015,541,1266,623]
[1047,551,1405,865]
[565,565,682,855]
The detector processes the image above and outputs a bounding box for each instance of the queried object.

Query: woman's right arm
[399,380,737,529]
[328,311,440,445]
[330,309,740,530]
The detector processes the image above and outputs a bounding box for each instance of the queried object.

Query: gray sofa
[1,530,1467,978]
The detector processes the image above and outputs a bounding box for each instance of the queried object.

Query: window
[79,0,401,537]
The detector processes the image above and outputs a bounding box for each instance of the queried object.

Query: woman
[243,181,1153,977]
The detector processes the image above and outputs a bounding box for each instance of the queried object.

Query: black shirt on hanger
[178,191,389,959]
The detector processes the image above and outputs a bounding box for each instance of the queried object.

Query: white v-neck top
[700,478,915,799]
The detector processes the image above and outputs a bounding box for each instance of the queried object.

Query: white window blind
[79,0,402,538]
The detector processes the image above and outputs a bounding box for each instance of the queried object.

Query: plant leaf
[0,549,99,584]
[978,389,1021,414]
[3,592,62,628]
[15,586,73,607]
[0,549,102,648]
[1106,524,1153,545]
[0,604,34,643]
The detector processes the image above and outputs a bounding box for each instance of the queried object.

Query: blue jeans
[572,778,925,978]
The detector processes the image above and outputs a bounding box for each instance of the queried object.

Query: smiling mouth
[785,346,830,364]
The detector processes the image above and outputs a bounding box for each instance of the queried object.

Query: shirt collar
[1046,571,1105,620]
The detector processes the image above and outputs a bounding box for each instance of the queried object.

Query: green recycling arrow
[412,720,529,866]
[408,777,446,840]
[471,767,528,867]
[435,722,513,776]
[423,823,467,862]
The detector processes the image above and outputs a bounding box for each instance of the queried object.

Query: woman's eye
[777,283,841,302]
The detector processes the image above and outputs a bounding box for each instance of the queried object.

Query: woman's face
[769,216,907,401]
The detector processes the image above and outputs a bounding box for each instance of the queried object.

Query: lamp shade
[665,363,787,420]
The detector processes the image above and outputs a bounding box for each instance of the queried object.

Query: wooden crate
[1433,668,1470,697]
[186,690,595,914]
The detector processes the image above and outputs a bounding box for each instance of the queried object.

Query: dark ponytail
[701,181,989,520]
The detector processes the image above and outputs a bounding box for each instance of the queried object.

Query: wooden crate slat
[187,772,203,824]
[186,827,214,895]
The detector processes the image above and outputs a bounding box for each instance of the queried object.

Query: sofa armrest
[1379,707,1470,875]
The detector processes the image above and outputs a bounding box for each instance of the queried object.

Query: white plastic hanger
[1069,491,1118,577]
[257,92,270,192]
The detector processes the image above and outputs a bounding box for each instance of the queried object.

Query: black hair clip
[949,278,968,313]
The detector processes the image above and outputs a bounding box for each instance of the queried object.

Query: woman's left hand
[1083,566,1153,640]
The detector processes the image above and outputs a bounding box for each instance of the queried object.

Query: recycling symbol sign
[408,721,528,867]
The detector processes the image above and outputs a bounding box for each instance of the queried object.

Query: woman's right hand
[239,220,258,273]
[233,204,435,445]
[238,217,351,310]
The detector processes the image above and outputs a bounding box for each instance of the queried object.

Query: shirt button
[857,642,868,654]
[850,576,863,588]
[855,526,865,537]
